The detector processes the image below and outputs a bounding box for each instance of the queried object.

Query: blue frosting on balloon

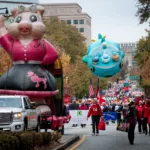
[82,34,125,78]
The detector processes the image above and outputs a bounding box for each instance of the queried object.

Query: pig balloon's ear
[37,6,45,16]
[29,4,37,13]
[11,8,18,18]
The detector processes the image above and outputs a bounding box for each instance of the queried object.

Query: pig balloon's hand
[0,15,5,28]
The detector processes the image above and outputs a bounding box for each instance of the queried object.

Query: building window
[74,20,78,24]
[79,28,84,32]
[79,19,84,24]
[66,20,71,24]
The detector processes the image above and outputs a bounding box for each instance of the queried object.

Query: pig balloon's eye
[15,16,22,23]
[30,15,38,22]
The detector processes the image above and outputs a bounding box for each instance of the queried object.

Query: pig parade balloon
[0,4,59,97]
[82,34,125,78]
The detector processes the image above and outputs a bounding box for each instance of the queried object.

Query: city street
[65,123,150,150]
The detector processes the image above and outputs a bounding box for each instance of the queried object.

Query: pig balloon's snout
[18,22,32,34]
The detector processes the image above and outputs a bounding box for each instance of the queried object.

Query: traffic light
[65,76,69,84]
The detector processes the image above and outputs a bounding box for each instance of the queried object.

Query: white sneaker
[92,133,95,136]
[96,133,99,136]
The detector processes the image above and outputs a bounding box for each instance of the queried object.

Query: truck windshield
[0,98,22,108]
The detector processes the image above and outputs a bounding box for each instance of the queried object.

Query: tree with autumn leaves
[0,48,12,76]
[134,30,150,95]
[43,17,108,97]
[135,0,150,95]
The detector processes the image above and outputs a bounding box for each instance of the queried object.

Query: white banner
[69,110,92,125]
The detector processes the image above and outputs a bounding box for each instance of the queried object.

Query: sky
[39,0,149,43]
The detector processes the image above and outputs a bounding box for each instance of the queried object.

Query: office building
[117,42,137,68]
[41,3,91,46]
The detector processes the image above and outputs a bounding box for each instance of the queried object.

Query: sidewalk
[52,135,80,150]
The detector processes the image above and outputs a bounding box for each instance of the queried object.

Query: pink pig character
[0,4,59,97]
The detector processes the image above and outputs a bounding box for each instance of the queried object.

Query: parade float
[0,4,70,134]
[82,34,125,78]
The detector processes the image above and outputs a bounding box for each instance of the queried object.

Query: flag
[89,78,94,98]
[96,78,100,98]
[99,95,106,105]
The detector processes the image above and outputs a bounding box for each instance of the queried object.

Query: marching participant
[143,99,150,135]
[126,101,137,145]
[136,100,144,133]
[79,102,88,128]
[86,99,103,136]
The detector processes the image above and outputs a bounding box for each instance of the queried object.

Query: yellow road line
[69,135,86,150]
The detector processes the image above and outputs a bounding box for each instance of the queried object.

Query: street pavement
[64,123,150,150]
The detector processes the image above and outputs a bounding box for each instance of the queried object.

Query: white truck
[0,95,41,132]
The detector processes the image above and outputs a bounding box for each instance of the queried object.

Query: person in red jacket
[86,99,103,136]
[136,100,144,133]
[143,99,150,135]
[79,102,88,128]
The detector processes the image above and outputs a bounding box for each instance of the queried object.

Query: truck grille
[0,113,12,124]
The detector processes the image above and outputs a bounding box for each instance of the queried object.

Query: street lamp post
[0,7,13,27]
[0,8,9,16]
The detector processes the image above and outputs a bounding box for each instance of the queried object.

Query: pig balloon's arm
[0,15,13,54]
[42,40,58,65]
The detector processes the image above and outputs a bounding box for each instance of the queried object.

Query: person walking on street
[115,102,123,125]
[69,100,79,127]
[101,102,109,125]
[86,99,103,136]
[79,102,88,128]
[110,102,116,123]
[136,100,144,133]
[126,101,137,145]
[143,99,150,135]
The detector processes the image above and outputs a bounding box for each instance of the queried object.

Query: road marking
[69,135,86,150]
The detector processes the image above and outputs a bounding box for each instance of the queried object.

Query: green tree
[44,17,86,63]
[135,30,150,95]
[65,56,108,97]
[136,0,150,24]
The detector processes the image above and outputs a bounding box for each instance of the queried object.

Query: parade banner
[69,110,117,124]
[103,112,117,122]
[69,110,92,125]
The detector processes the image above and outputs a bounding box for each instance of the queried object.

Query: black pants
[143,117,150,135]
[81,124,86,128]
[128,123,136,144]
[117,113,121,124]
[92,115,100,134]
[137,118,144,133]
